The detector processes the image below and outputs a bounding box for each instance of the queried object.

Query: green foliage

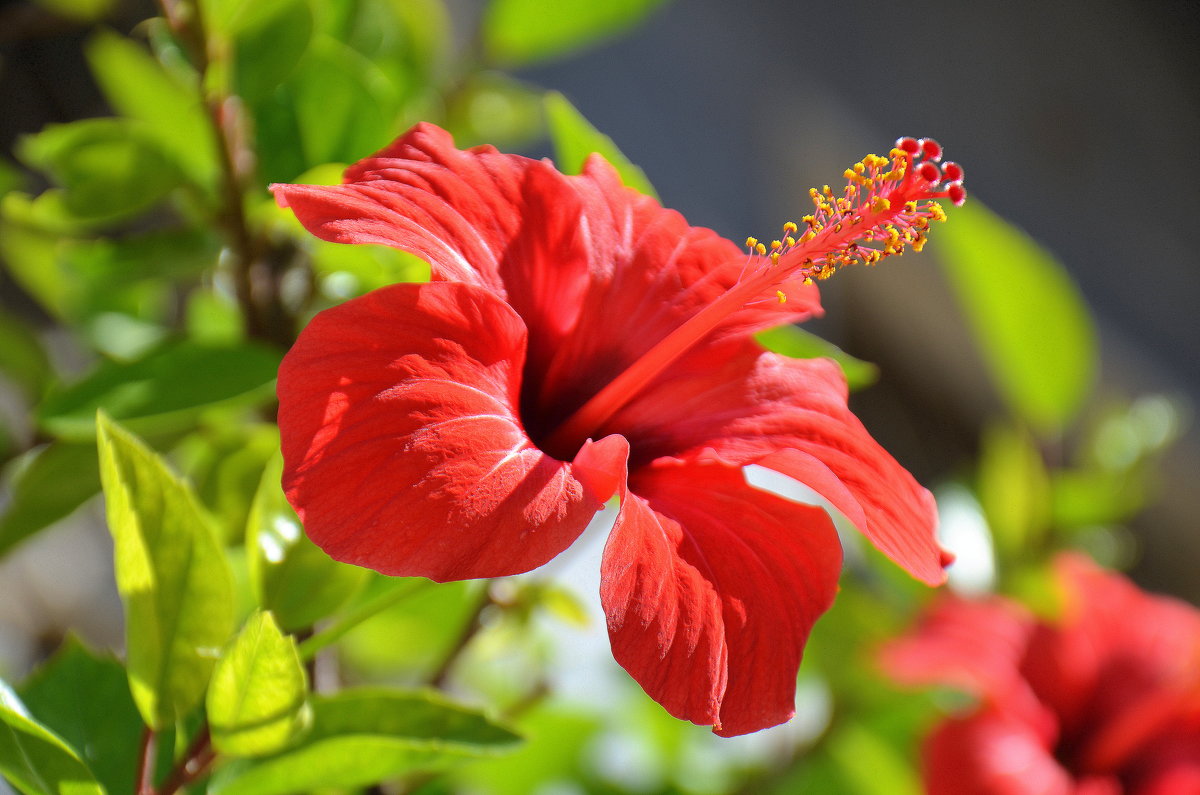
[97,413,234,729]
[755,323,879,391]
[0,680,105,795]
[17,638,144,795]
[207,611,310,757]
[484,0,669,65]
[0,443,101,558]
[544,91,658,198]
[39,342,280,441]
[210,689,521,795]
[246,454,368,631]
[935,200,1097,432]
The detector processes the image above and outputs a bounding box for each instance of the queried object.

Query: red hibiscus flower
[273,124,961,735]
[882,555,1200,793]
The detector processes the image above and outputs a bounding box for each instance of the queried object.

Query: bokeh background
[0,0,1197,792]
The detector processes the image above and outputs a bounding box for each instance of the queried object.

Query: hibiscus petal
[607,339,948,585]
[277,280,627,580]
[600,458,842,736]
[923,709,1082,795]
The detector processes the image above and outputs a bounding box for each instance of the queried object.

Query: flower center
[542,138,966,455]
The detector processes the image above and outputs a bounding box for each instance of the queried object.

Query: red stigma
[947,183,967,206]
[919,138,943,161]
[941,162,964,183]
[917,161,941,183]
[895,137,920,154]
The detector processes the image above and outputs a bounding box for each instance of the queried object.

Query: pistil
[543,138,965,456]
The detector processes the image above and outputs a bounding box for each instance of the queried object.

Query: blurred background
[0,0,1197,792]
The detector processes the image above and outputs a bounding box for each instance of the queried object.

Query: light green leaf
[208,611,310,757]
[755,323,879,391]
[0,310,50,399]
[84,30,217,190]
[226,0,314,102]
[0,679,105,795]
[484,0,668,65]
[38,341,280,441]
[977,423,1050,560]
[0,443,101,559]
[17,637,143,795]
[247,454,367,631]
[17,119,183,227]
[96,413,234,729]
[828,721,922,795]
[934,200,1097,431]
[544,92,657,198]
[210,689,520,795]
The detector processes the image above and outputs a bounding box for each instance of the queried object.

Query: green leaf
[0,310,51,399]
[484,0,668,65]
[97,413,234,729]
[32,0,115,22]
[977,423,1050,560]
[247,454,367,631]
[933,200,1097,431]
[225,0,314,102]
[84,30,218,190]
[452,706,597,795]
[0,443,101,559]
[827,721,922,795]
[38,341,281,441]
[0,680,105,795]
[208,611,310,757]
[17,119,183,227]
[17,637,143,795]
[755,323,879,391]
[544,92,657,199]
[210,689,521,795]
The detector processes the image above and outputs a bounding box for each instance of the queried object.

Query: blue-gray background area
[509,0,1200,599]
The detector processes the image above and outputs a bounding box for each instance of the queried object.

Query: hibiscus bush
[0,1,1194,794]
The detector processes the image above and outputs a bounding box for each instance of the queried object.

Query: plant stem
[136,728,157,795]
[428,585,494,688]
[158,724,214,795]
[298,578,434,662]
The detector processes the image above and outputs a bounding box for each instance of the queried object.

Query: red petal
[600,458,841,736]
[277,280,627,580]
[607,339,948,585]
[923,709,1080,795]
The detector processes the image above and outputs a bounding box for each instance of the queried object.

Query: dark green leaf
[208,611,310,757]
[544,92,657,198]
[227,0,314,102]
[17,637,143,795]
[755,323,879,391]
[0,443,101,559]
[484,0,668,65]
[0,311,50,399]
[38,341,281,441]
[97,413,234,729]
[210,689,521,795]
[933,200,1097,431]
[17,119,182,227]
[0,680,104,795]
[247,454,367,631]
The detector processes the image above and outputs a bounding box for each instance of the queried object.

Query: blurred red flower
[273,124,960,735]
[883,555,1200,793]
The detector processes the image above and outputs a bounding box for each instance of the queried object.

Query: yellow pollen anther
[784,235,796,247]
[800,230,815,242]
[782,221,798,234]
[905,201,918,212]
[770,240,783,251]
[745,236,759,248]
[871,196,891,213]
[770,252,781,265]
[755,243,767,255]
[929,203,947,222]
[776,290,787,303]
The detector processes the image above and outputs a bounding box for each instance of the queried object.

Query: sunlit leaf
[97,413,234,729]
[0,680,105,795]
[38,341,280,441]
[755,323,879,391]
[977,423,1050,560]
[933,200,1097,431]
[247,454,368,631]
[17,119,183,227]
[17,637,143,795]
[32,0,115,21]
[446,72,543,151]
[84,30,218,190]
[484,0,668,65]
[208,611,310,757]
[544,91,657,199]
[453,706,598,795]
[225,0,314,102]
[0,443,101,559]
[210,689,521,795]
[828,721,922,795]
